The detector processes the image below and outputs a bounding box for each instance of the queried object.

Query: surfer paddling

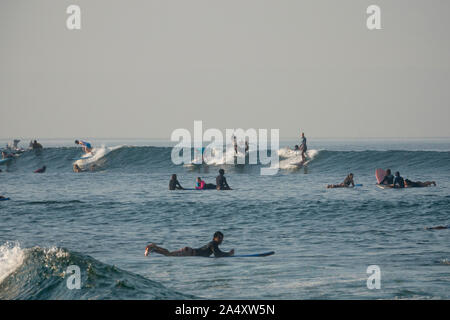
[145,231,234,257]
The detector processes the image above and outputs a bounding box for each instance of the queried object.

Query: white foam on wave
[74,144,124,168]
[0,242,25,284]
[278,148,320,170]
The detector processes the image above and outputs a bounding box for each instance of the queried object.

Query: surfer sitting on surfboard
[75,140,92,154]
[169,174,184,190]
[378,169,394,185]
[327,173,355,188]
[145,231,234,257]
[392,172,405,188]
[216,169,232,190]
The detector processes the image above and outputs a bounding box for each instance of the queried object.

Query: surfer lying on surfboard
[195,177,216,190]
[327,173,355,188]
[405,179,436,188]
[145,231,234,257]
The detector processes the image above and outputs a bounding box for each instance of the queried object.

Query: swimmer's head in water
[219,169,225,175]
[213,231,224,243]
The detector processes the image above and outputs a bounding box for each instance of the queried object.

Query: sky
[1,0,449,139]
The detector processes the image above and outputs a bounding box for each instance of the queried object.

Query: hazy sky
[1,0,449,139]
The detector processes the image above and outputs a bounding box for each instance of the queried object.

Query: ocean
[0,138,449,299]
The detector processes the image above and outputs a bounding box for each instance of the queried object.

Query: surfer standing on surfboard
[75,140,93,154]
[299,132,307,162]
[144,231,234,257]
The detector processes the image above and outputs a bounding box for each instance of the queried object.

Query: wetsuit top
[216,175,228,190]
[405,180,420,187]
[196,180,205,190]
[194,241,231,257]
[80,141,92,149]
[300,137,307,151]
[380,174,394,185]
[169,179,182,190]
[393,176,405,188]
[343,176,354,186]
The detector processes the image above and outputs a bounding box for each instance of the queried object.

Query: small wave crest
[0,243,193,300]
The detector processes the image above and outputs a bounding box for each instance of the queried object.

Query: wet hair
[171,174,177,180]
[219,169,225,175]
[74,140,79,144]
[349,173,353,177]
[213,231,224,239]
[197,177,201,181]
[395,171,400,176]
[405,179,412,184]
[386,169,391,175]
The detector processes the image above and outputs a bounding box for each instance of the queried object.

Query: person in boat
[327,173,355,188]
[144,231,234,257]
[169,174,184,190]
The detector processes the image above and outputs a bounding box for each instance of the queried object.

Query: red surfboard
[375,168,386,184]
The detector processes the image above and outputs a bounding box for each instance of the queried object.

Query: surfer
[75,140,92,154]
[31,140,43,150]
[404,179,436,188]
[232,135,238,154]
[73,164,82,173]
[393,171,405,188]
[169,174,184,190]
[299,132,307,162]
[378,169,394,185]
[245,140,249,153]
[216,169,231,190]
[426,225,449,230]
[144,231,234,257]
[195,177,216,190]
[34,166,46,173]
[327,173,355,188]
[1,151,14,159]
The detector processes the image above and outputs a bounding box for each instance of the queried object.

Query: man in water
[75,140,92,154]
[32,140,43,150]
[393,171,405,188]
[144,231,234,257]
[405,179,436,188]
[426,225,449,230]
[327,173,355,188]
[169,174,184,190]
[299,132,307,162]
[216,169,231,190]
[34,166,46,173]
[73,164,82,173]
[379,169,394,185]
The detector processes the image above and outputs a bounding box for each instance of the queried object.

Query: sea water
[0,138,449,299]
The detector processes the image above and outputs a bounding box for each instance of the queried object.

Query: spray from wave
[0,242,194,300]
